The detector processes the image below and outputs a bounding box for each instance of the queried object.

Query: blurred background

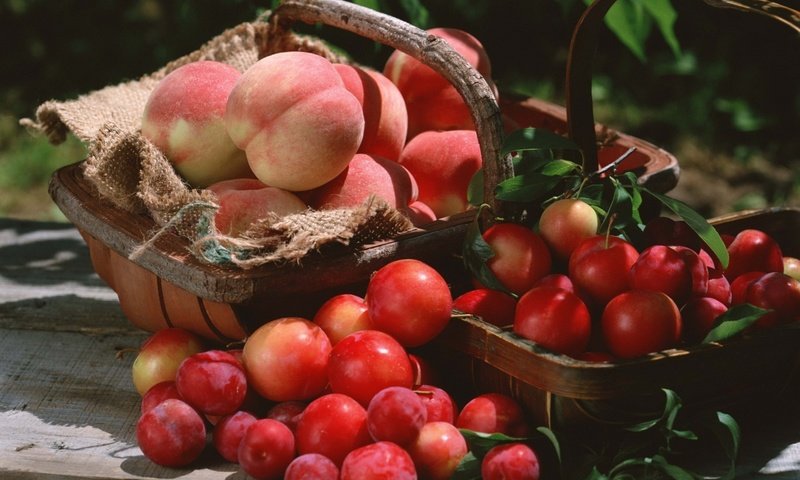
[2,0,798,221]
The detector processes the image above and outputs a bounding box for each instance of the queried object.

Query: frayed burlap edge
[25,17,415,269]
[187,196,413,268]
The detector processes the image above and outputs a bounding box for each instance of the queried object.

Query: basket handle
[270,0,512,214]
[566,0,800,174]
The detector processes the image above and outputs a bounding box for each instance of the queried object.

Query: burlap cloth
[21,18,413,269]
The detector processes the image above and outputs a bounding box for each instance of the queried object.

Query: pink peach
[141,61,251,188]
[305,153,417,210]
[335,64,408,161]
[225,52,365,191]
[398,130,482,218]
[384,28,495,138]
[207,178,307,236]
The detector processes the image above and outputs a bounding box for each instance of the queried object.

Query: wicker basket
[48,0,679,343]
[429,207,800,428]
[425,0,800,429]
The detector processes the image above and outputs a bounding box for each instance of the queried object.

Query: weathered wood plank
[0,219,239,479]
[0,327,246,480]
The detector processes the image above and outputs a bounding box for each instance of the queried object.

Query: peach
[334,64,408,161]
[305,153,417,210]
[312,293,372,345]
[403,200,438,227]
[207,178,307,236]
[141,61,251,188]
[538,198,599,260]
[398,130,482,218]
[384,28,495,138]
[724,229,784,281]
[745,272,800,327]
[225,51,365,191]
[783,256,800,281]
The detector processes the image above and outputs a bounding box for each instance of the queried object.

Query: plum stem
[589,146,637,180]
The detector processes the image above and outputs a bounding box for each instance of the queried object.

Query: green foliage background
[2,0,798,220]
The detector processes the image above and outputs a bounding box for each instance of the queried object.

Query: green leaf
[607,457,649,477]
[585,466,609,480]
[583,0,681,62]
[671,428,699,441]
[397,0,430,28]
[713,412,741,480]
[451,451,482,480]
[502,128,582,156]
[642,0,681,58]
[461,212,513,295]
[459,429,528,459]
[467,169,484,206]
[643,189,729,269]
[495,173,570,203]
[352,0,382,11]
[701,303,770,343]
[622,172,644,225]
[650,455,699,480]
[602,0,650,62]
[536,426,562,464]
[625,388,681,433]
[600,178,635,233]
[541,159,582,177]
[467,154,578,206]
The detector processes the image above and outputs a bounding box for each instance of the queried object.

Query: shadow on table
[674,381,800,479]
[0,219,104,289]
[0,294,129,332]
[120,450,246,479]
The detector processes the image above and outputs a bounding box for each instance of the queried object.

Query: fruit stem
[589,146,637,180]
[604,213,617,248]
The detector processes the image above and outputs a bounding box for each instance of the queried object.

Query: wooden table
[1,218,798,479]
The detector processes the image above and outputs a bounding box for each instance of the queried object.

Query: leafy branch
[452,389,740,480]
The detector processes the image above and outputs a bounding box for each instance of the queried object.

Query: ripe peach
[514,286,592,357]
[730,271,765,305]
[141,61,251,188]
[745,272,800,328]
[480,223,552,296]
[242,317,332,402]
[225,51,365,191]
[681,296,728,343]
[398,130,482,218]
[568,235,639,307]
[305,153,417,210]
[334,64,408,161]
[384,27,495,137]
[131,328,205,396]
[453,288,517,327]
[601,290,682,359]
[403,200,438,227]
[532,273,575,293]
[456,393,530,437]
[407,421,468,480]
[706,271,733,306]
[312,293,372,345]
[724,229,784,280]
[784,257,800,281]
[416,385,459,424]
[629,245,708,306]
[538,198,598,260]
[482,443,541,480]
[207,178,307,236]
